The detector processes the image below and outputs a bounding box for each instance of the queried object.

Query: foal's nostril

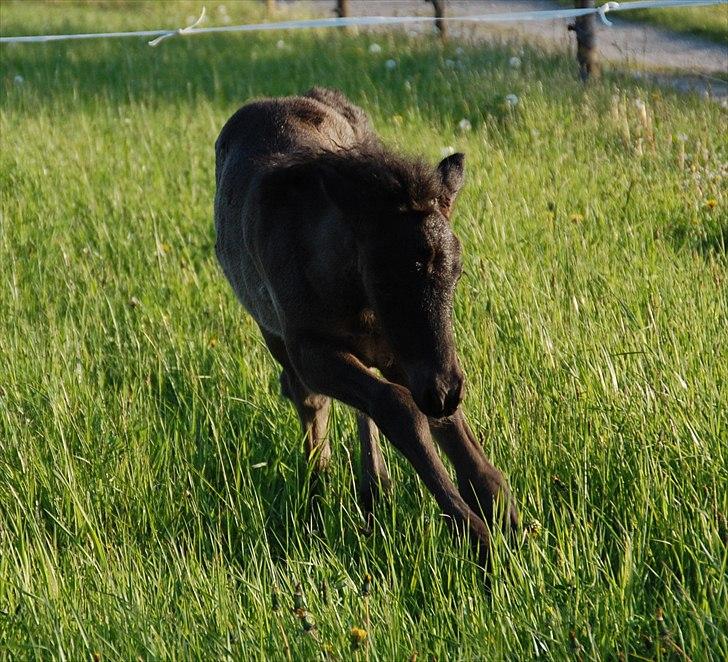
[456,374,465,400]
[422,386,447,418]
[419,376,464,419]
[442,376,464,417]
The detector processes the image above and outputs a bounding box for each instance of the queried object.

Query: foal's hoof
[358,511,376,537]
[359,477,392,523]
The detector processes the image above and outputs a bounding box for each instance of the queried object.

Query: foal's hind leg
[280,369,332,472]
[262,332,331,472]
[356,413,391,520]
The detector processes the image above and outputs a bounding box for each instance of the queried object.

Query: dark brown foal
[214,87,518,565]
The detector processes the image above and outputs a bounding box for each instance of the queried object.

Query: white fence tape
[0,0,725,45]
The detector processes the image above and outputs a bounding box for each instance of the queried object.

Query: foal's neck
[304,205,363,309]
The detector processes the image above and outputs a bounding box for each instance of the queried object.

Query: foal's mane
[261,143,445,213]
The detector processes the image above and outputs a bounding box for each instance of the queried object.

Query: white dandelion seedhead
[13,74,24,85]
[276,39,286,49]
[509,56,522,69]
[369,43,382,54]
[217,4,231,25]
[440,146,456,158]
[444,59,456,68]
[385,59,397,71]
[458,118,472,132]
[505,93,519,108]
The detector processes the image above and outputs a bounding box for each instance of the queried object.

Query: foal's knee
[300,393,329,418]
[280,371,327,413]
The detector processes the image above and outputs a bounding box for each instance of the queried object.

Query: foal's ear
[436,152,465,218]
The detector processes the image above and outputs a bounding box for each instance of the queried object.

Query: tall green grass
[1,1,726,659]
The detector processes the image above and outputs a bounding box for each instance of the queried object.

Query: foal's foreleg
[288,339,491,564]
[429,410,519,538]
[356,413,391,518]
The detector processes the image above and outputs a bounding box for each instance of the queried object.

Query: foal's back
[214,88,371,328]
[215,87,372,192]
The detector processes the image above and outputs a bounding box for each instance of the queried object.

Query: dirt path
[303,1,728,99]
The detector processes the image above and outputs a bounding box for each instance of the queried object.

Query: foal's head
[324,149,467,418]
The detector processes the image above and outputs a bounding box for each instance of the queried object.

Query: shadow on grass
[667,215,727,260]
[1,28,571,129]
[144,362,373,567]
[142,362,472,597]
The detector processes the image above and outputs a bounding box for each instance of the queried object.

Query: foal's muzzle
[414,370,465,419]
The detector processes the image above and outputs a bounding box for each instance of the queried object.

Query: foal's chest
[347,309,396,373]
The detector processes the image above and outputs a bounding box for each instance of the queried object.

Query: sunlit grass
[1,1,727,659]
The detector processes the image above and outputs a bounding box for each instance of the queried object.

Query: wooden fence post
[427,0,447,41]
[336,0,350,18]
[568,1,597,81]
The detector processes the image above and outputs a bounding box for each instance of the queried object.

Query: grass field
[1,1,727,659]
